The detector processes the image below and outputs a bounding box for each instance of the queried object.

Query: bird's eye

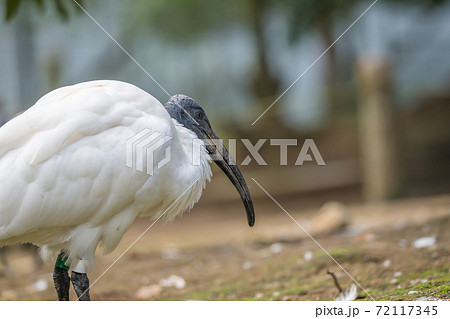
[196,110,204,121]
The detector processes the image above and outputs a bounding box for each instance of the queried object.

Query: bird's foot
[71,259,90,301]
[53,253,70,301]
[71,271,90,301]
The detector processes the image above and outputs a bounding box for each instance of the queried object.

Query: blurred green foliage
[124,0,447,43]
[124,0,357,43]
[5,0,446,38]
[4,0,84,21]
[3,0,447,117]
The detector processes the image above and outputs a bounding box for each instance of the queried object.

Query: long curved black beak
[203,131,255,227]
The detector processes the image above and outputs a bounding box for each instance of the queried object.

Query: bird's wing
[0,80,165,164]
[0,80,175,240]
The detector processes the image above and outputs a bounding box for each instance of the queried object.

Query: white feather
[0,80,212,270]
[335,284,358,301]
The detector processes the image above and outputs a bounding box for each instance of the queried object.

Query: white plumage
[0,80,212,270]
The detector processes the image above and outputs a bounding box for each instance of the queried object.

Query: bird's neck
[167,119,212,215]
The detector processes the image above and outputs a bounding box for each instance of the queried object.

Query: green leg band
[55,253,70,271]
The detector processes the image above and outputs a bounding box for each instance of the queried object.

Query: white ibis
[0,80,255,300]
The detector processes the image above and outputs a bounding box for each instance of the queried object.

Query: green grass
[375,269,450,301]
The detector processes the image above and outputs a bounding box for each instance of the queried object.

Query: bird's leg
[71,259,90,301]
[53,253,70,301]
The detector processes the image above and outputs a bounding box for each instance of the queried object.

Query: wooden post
[356,57,402,201]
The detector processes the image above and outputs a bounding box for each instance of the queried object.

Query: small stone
[416,297,425,301]
[32,279,48,292]
[417,296,437,301]
[304,251,313,261]
[383,260,391,267]
[161,248,180,260]
[255,292,264,299]
[413,236,436,248]
[159,275,186,289]
[409,279,420,285]
[409,278,428,285]
[310,201,347,235]
[270,243,283,254]
[135,284,162,299]
[394,271,402,277]
[408,291,419,294]
[390,279,397,284]
[273,291,280,297]
[242,261,253,270]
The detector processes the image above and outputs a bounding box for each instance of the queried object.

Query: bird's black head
[164,94,212,143]
[164,94,255,227]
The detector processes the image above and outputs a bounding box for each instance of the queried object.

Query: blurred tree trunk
[245,0,298,136]
[356,57,402,201]
[318,17,340,121]
[45,54,61,91]
[249,0,280,102]
[14,2,38,110]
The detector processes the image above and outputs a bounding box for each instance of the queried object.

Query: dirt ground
[0,193,449,301]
